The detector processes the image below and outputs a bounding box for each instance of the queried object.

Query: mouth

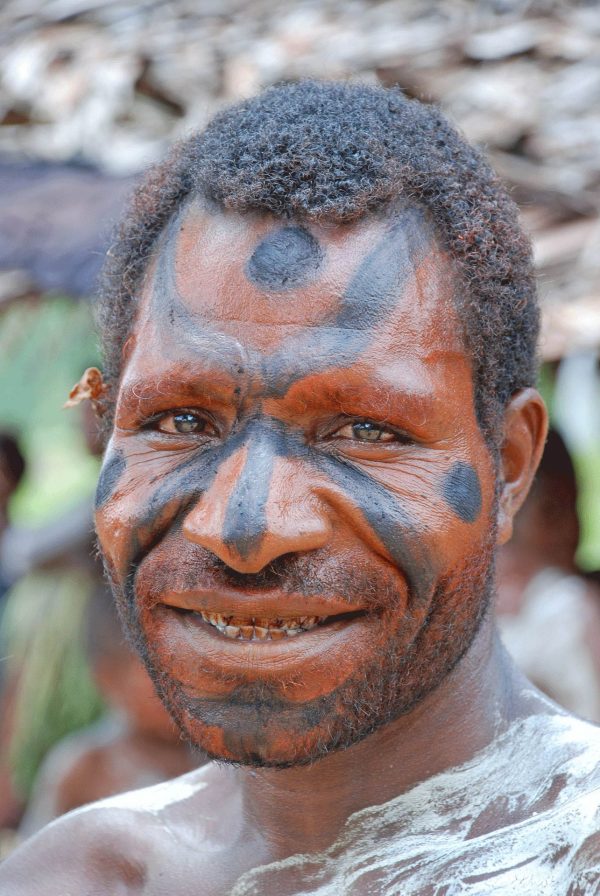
[174,608,366,641]
[152,593,381,696]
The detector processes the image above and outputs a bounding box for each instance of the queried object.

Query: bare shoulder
[0,801,153,895]
[0,765,230,896]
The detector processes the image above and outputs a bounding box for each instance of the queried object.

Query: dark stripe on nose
[221,424,283,559]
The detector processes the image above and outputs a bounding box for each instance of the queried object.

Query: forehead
[125,200,467,389]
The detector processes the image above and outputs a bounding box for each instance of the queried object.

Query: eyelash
[141,410,412,447]
[142,409,217,436]
[326,419,413,445]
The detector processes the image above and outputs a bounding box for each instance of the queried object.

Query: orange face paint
[95,202,497,767]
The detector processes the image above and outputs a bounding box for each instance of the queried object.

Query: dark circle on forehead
[245,226,323,292]
[442,462,482,523]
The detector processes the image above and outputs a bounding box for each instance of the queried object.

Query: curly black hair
[98,79,539,450]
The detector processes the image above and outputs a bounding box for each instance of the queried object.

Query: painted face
[95,201,497,767]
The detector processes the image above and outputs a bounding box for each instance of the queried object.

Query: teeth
[208,612,228,626]
[198,611,326,640]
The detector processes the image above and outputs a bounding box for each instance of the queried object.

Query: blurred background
[1,0,599,857]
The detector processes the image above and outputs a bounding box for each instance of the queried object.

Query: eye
[155,411,215,436]
[332,421,397,443]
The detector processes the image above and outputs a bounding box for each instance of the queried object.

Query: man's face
[96,201,498,767]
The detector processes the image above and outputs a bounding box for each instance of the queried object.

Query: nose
[182,436,331,574]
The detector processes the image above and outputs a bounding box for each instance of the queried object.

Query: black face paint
[151,213,199,331]
[149,205,435,401]
[124,205,442,597]
[442,461,482,523]
[264,205,434,396]
[245,226,323,292]
[316,452,435,601]
[123,411,434,607]
[95,449,127,509]
[129,435,245,572]
[221,420,283,560]
[149,212,251,377]
[150,205,411,403]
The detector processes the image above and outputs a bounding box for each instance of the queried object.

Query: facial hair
[101,523,496,769]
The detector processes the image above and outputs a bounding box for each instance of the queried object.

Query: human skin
[94,201,539,769]
[0,203,556,894]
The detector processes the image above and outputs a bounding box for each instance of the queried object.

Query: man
[2,81,598,894]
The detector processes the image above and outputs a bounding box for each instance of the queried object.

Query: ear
[496,388,548,546]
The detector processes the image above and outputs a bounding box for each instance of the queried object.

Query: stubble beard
[102,532,496,769]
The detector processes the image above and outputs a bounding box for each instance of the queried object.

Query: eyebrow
[118,364,243,409]
[261,371,455,442]
[289,373,437,402]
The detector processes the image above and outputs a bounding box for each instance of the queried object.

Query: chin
[148,678,358,768]
[144,649,450,769]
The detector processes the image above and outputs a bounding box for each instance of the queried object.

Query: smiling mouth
[175,608,365,641]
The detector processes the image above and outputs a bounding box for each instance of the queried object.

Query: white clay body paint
[230,712,600,895]
[62,768,207,817]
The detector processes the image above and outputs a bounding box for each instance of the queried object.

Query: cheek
[334,449,493,573]
[95,449,127,509]
[95,445,132,577]
[95,442,201,581]
[95,488,143,582]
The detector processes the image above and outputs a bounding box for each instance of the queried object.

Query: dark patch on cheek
[95,450,127,509]
[442,462,482,523]
[245,226,323,292]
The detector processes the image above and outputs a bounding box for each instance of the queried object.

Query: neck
[238,618,530,858]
